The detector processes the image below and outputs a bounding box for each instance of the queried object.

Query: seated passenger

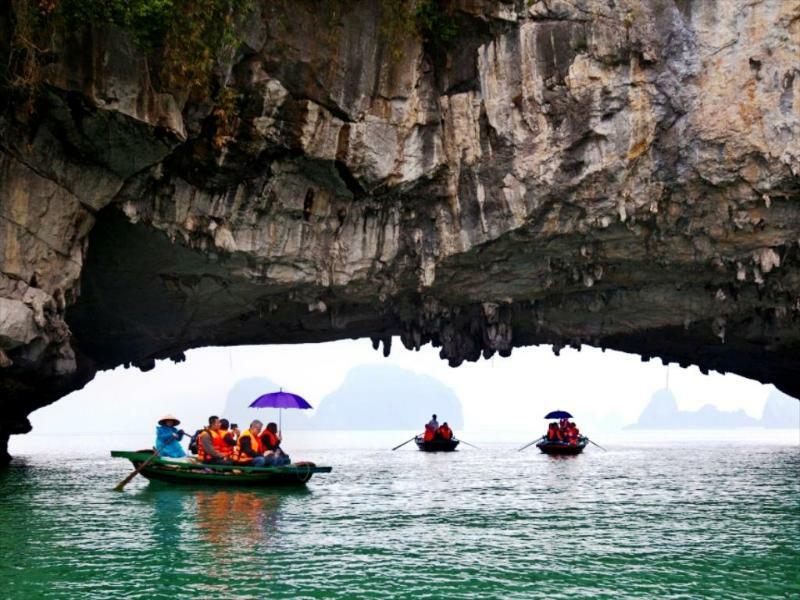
[197,418,230,464]
[546,422,560,442]
[189,415,218,455]
[218,418,235,459]
[423,424,435,442]
[438,422,453,440]
[155,415,187,458]
[232,420,266,467]
[565,422,579,445]
[261,422,290,466]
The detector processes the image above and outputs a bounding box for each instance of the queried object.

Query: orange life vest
[232,430,263,463]
[438,426,452,440]
[261,430,280,451]
[217,431,235,457]
[196,429,221,462]
[423,425,435,442]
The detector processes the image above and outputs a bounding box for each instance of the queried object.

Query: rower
[427,414,439,432]
[155,414,187,458]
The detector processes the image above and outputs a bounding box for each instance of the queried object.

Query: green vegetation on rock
[5,0,251,103]
[380,0,459,57]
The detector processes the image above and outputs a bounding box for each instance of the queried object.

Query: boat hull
[536,439,588,455]
[414,437,459,452]
[111,451,332,487]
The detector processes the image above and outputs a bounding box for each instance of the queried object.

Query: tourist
[218,418,236,459]
[197,417,229,464]
[230,423,240,442]
[546,422,561,442]
[155,415,187,458]
[261,422,291,466]
[232,420,267,467]
[260,422,281,452]
[423,424,435,442]
[438,422,453,441]
[189,415,219,454]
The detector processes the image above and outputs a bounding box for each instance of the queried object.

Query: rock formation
[1,0,798,462]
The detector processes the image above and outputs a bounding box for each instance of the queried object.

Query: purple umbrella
[249,390,313,432]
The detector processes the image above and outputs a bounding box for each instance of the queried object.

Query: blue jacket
[155,425,186,458]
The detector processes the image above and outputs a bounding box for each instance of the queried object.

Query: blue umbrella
[250,390,313,432]
[544,410,573,419]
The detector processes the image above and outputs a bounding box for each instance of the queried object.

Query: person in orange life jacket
[230,423,240,442]
[423,424,435,442]
[189,415,218,455]
[261,422,291,466]
[197,417,230,464]
[564,421,578,445]
[546,422,560,442]
[217,418,236,458]
[438,422,453,440]
[234,420,267,467]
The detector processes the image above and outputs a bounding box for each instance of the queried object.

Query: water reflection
[1,437,797,598]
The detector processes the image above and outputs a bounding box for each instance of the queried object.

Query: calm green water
[2,432,798,599]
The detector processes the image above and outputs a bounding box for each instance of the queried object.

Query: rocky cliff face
[1,0,798,462]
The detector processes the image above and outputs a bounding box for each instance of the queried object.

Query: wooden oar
[517,436,544,452]
[458,439,481,450]
[113,447,163,491]
[587,438,608,452]
[392,435,418,451]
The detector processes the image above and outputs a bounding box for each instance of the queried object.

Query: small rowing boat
[536,436,588,456]
[111,450,332,486]
[414,436,459,452]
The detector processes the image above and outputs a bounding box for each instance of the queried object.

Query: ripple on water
[0,442,798,599]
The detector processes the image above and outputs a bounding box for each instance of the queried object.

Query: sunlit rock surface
[1,0,799,461]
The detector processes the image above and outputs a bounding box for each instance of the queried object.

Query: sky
[26,338,778,435]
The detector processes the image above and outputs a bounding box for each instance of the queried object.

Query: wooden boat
[414,436,459,452]
[536,436,588,455]
[111,451,332,486]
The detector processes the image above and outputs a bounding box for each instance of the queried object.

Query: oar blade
[113,449,161,491]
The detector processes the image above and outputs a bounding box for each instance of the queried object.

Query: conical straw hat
[158,414,181,426]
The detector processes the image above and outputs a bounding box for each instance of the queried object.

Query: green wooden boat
[111,451,332,487]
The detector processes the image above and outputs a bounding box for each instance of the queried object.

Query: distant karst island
[223,365,464,431]
[628,388,800,429]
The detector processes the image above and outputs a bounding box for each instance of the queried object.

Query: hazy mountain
[292,365,463,430]
[627,388,760,429]
[222,376,281,430]
[761,389,800,428]
[220,366,463,431]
